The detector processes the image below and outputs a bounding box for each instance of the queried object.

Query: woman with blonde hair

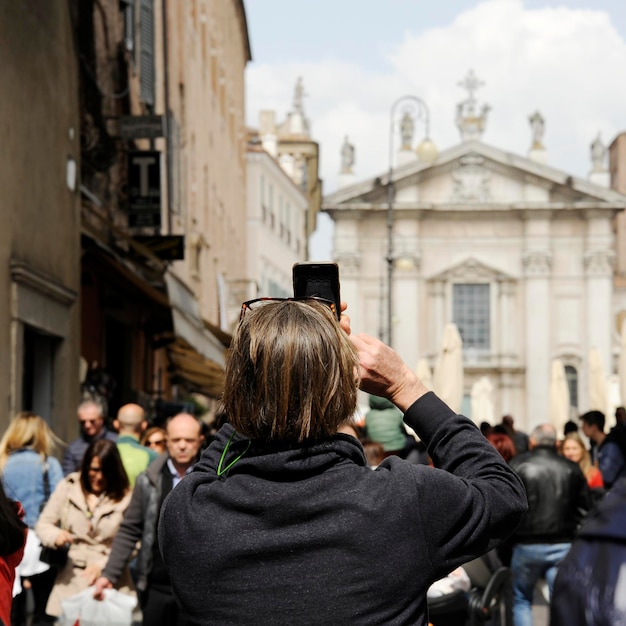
[36,439,133,618]
[561,431,604,489]
[0,412,64,625]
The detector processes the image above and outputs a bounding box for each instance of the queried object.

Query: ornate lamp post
[386,96,437,347]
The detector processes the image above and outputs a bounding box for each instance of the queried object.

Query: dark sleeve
[598,442,626,488]
[573,468,592,526]
[61,444,78,476]
[402,392,528,575]
[101,476,145,584]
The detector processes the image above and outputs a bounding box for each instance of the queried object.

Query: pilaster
[523,248,552,428]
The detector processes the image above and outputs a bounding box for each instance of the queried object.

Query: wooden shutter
[139,0,155,106]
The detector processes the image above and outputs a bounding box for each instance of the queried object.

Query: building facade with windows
[323,79,626,430]
[0,3,81,436]
[243,82,316,303]
[0,0,251,435]
[245,135,308,300]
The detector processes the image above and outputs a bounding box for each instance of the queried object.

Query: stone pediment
[428,256,515,283]
[323,140,626,210]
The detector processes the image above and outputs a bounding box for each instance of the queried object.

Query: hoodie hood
[194,423,368,481]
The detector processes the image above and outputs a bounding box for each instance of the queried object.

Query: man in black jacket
[508,423,591,626]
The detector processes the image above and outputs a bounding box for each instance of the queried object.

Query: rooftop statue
[590,133,607,172]
[529,111,545,149]
[340,136,355,174]
[400,111,415,150]
[293,77,307,115]
[455,69,490,142]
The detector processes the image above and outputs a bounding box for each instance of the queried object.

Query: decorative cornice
[429,256,514,282]
[583,249,615,276]
[334,251,361,271]
[450,154,491,203]
[10,259,77,307]
[522,250,553,276]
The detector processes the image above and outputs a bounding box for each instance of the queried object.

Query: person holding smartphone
[159,298,527,626]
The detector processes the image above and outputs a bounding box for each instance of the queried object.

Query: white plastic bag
[17,529,50,577]
[59,586,136,626]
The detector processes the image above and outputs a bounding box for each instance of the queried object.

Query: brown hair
[222,300,359,442]
[140,426,167,447]
[487,432,517,463]
[80,439,129,501]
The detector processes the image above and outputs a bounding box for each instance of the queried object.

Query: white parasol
[415,358,433,390]
[588,347,608,416]
[549,358,570,438]
[619,318,626,407]
[433,323,464,413]
[470,376,495,426]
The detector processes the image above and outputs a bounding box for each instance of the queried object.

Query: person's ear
[141,421,148,432]
[113,419,120,431]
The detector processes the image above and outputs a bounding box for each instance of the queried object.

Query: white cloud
[246,0,626,256]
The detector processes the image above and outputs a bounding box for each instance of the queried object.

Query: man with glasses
[61,399,118,475]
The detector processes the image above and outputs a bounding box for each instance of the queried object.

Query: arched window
[565,365,578,409]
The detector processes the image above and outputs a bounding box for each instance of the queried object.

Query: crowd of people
[1,297,626,625]
[340,390,626,624]
[0,401,195,626]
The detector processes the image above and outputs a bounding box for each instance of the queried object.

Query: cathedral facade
[323,73,626,431]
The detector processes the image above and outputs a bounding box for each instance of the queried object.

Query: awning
[167,337,225,398]
[82,235,170,309]
[165,269,227,367]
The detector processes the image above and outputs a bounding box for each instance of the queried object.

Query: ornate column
[393,217,421,367]
[333,219,362,333]
[584,211,615,377]
[428,280,446,357]
[523,249,552,429]
[584,249,614,375]
[497,279,516,365]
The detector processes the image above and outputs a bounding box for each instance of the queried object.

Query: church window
[565,365,578,409]
[453,283,490,349]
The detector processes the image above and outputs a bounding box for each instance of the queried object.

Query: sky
[243,0,626,259]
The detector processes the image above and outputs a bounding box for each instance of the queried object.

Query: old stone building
[0,3,81,437]
[323,73,626,430]
[244,79,318,302]
[0,0,251,434]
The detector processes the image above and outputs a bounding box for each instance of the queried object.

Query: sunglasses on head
[239,296,337,320]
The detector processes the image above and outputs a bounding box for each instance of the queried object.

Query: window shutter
[139,0,155,106]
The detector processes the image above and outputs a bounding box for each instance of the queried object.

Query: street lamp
[386,96,437,347]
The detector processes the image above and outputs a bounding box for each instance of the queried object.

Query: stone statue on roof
[590,133,607,172]
[400,111,414,150]
[293,77,307,115]
[340,136,355,173]
[455,69,490,141]
[529,111,545,149]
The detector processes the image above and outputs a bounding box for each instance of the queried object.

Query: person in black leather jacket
[508,423,591,626]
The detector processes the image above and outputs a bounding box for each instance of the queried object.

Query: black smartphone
[292,262,341,320]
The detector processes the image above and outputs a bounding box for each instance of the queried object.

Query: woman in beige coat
[35,438,133,617]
